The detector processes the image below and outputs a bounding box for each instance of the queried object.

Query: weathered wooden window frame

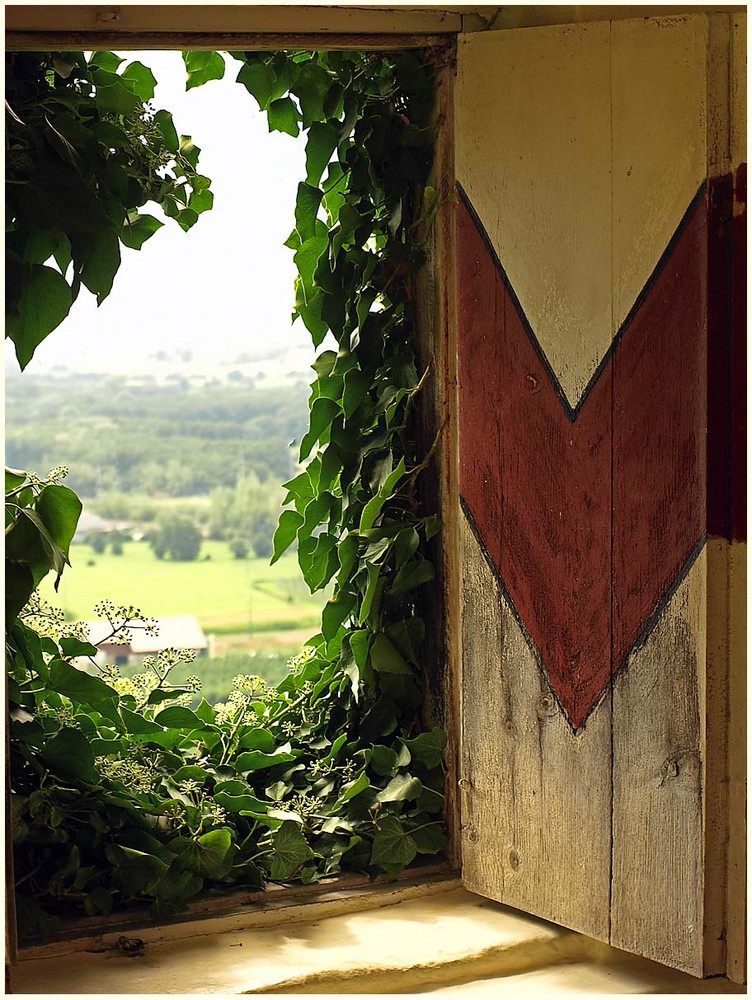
[4,2,464,956]
[7,6,744,984]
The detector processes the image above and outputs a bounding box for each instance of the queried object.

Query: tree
[228,536,249,560]
[250,510,277,560]
[148,515,202,562]
[88,532,107,554]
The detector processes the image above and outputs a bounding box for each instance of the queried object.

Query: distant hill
[5,370,310,498]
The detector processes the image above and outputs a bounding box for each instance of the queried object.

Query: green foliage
[88,532,107,555]
[231,47,441,758]
[8,584,446,938]
[6,373,308,499]
[5,51,213,369]
[228,536,249,560]
[147,514,202,562]
[7,46,448,936]
[5,466,82,620]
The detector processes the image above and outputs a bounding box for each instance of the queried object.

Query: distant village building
[73,511,113,544]
[85,615,209,666]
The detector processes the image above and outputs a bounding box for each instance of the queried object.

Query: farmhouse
[85,614,209,665]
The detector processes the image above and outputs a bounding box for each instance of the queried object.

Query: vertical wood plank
[611,551,707,975]
[726,540,747,983]
[455,18,613,943]
[459,515,612,939]
[610,12,709,975]
[455,22,613,408]
[610,13,745,977]
[725,14,746,984]
[413,47,462,867]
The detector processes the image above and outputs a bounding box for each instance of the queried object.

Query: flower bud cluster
[95,753,160,794]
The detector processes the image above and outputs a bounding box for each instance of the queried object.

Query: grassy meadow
[45,539,325,634]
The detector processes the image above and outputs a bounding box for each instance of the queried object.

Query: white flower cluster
[93,601,159,639]
[286,646,317,671]
[95,754,160,793]
[214,674,269,724]
[290,792,319,817]
[38,703,79,728]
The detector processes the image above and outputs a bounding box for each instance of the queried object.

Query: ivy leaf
[120,213,163,250]
[41,727,98,783]
[389,557,435,596]
[78,228,121,304]
[359,458,407,531]
[6,564,35,625]
[49,659,118,705]
[294,235,328,306]
[106,845,168,896]
[293,62,332,127]
[5,468,27,492]
[89,51,125,73]
[375,773,422,803]
[179,136,201,168]
[36,484,82,586]
[170,829,234,879]
[183,51,226,90]
[305,121,339,187]
[369,745,398,777]
[239,728,277,752]
[154,109,180,151]
[402,728,447,769]
[343,369,370,418]
[271,509,304,564]
[119,707,164,735]
[417,786,445,814]
[8,264,71,370]
[235,745,297,773]
[189,188,214,214]
[295,183,323,243]
[370,816,417,868]
[299,397,339,461]
[370,633,412,675]
[59,636,98,658]
[322,593,355,640]
[120,61,157,101]
[194,698,215,724]
[267,96,300,137]
[154,706,203,729]
[411,822,448,855]
[334,770,371,805]
[214,790,269,815]
[236,61,276,110]
[269,821,313,880]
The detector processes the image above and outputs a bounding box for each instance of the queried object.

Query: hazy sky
[6,51,312,377]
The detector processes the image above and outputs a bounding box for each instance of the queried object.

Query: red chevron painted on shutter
[457,186,708,730]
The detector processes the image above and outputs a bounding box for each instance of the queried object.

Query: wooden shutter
[454,12,745,979]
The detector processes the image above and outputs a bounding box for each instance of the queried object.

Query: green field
[42,539,327,636]
[40,538,328,699]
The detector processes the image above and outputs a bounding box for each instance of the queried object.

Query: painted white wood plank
[459,514,611,940]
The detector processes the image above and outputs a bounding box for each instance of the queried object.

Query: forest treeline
[6,371,310,498]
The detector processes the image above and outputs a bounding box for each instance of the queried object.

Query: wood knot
[465,825,479,844]
[537,695,557,719]
[508,848,520,870]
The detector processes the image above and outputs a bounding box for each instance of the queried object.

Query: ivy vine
[5,50,212,369]
[6,47,446,939]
